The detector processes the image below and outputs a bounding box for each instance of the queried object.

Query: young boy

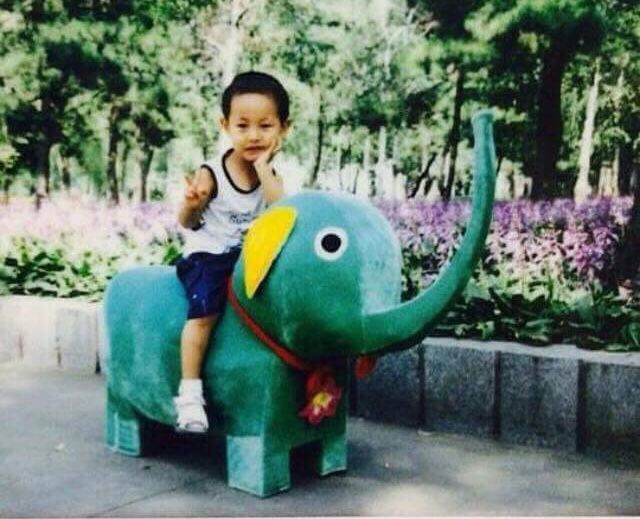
[174,71,290,433]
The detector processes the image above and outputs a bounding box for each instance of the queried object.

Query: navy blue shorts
[176,250,241,319]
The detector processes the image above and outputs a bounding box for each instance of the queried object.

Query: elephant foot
[106,390,145,456]
[226,435,291,497]
[314,434,347,476]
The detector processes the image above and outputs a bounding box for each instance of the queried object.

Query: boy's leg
[181,314,218,378]
[175,314,218,433]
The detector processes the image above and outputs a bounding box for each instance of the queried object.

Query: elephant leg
[225,435,291,497]
[106,388,146,456]
[314,433,347,476]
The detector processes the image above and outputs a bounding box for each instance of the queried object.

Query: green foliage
[428,267,640,352]
[0,237,111,299]
[0,234,182,301]
[1,225,636,350]
[0,0,638,325]
[1,0,637,200]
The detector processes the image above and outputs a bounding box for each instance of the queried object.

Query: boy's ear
[282,120,292,136]
[219,116,229,131]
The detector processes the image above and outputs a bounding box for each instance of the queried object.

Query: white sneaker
[174,393,209,434]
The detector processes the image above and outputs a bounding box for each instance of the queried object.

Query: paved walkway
[1,364,639,517]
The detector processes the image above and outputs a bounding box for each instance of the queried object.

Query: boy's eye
[237,123,248,129]
[260,124,273,129]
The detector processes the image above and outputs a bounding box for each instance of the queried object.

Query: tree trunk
[1,177,11,204]
[376,126,387,165]
[609,149,621,197]
[334,129,345,191]
[438,151,450,196]
[532,42,568,200]
[612,68,626,196]
[362,135,372,196]
[60,155,71,191]
[310,96,325,186]
[36,142,51,195]
[118,142,130,197]
[28,0,45,23]
[106,103,121,205]
[443,65,465,201]
[139,146,154,203]
[33,141,49,210]
[350,168,360,195]
[618,143,634,195]
[409,153,437,198]
[222,0,243,87]
[374,126,388,197]
[574,62,600,202]
[614,166,640,284]
[215,0,245,157]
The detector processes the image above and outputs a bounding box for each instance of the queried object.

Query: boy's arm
[254,141,285,204]
[178,167,216,229]
[255,167,285,205]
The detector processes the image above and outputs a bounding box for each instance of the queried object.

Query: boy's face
[221,93,289,163]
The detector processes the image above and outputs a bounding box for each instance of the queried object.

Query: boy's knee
[188,314,218,330]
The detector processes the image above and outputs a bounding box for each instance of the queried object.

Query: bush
[376,196,638,351]
[0,195,637,351]
[0,197,182,301]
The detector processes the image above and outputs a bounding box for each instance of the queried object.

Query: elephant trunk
[360,110,497,355]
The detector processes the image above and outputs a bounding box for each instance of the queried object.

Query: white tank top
[182,150,267,255]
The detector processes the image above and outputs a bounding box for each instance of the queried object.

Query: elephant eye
[314,227,348,261]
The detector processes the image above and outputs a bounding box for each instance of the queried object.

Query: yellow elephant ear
[244,206,297,299]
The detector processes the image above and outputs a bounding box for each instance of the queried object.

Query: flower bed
[0,195,637,351]
[0,197,182,300]
[377,196,638,350]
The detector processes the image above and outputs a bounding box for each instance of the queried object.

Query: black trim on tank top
[199,163,218,200]
[222,148,278,191]
[222,149,261,194]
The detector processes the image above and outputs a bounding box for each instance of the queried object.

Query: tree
[0,0,215,203]
[257,0,336,185]
[410,0,493,200]
[609,1,640,285]
[131,84,175,201]
[477,0,605,199]
[573,59,600,201]
[0,4,128,200]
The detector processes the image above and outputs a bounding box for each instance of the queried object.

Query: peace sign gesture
[183,167,215,210]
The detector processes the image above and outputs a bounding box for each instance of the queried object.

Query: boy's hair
[221,71,290,123]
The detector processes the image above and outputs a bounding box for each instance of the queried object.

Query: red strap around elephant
[354,355,378,378]
[226,278,312,372]
[226,278,375,425]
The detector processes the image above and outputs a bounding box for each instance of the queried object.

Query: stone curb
[1,296,639,456]
[354,338,640,456]
[0,296,105,373]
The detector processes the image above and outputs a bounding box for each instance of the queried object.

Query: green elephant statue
[104,110,497,497]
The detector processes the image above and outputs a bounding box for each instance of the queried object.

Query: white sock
[179,378,203,398]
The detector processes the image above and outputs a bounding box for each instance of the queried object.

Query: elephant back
[104,265,186,424]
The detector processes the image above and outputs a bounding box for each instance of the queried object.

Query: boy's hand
[253,138,281,178]
[183,169,212,209]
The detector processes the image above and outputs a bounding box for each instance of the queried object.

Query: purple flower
[374,196,632,287]
[0,195,632,296]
